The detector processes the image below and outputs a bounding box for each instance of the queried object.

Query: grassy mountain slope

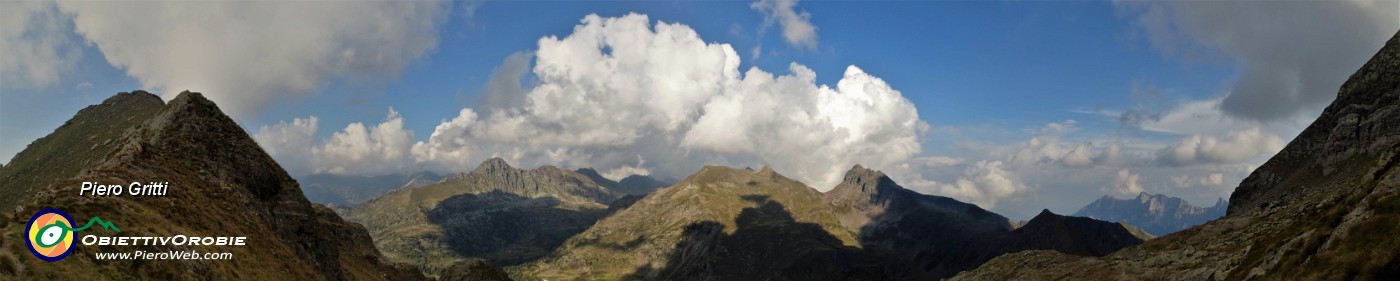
[0,91,426,281]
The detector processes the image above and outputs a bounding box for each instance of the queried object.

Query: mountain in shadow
[576,167,671,195]
[347,158,632,277]
[980,209,1150,259]
[426,191,609,266]
[626,195,884,281]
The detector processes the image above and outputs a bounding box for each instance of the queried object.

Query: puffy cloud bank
[44,0,450,117]
[259,13,926,190]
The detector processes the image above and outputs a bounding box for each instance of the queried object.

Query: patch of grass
[0,254,15,276]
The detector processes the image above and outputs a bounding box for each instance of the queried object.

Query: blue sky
[3,0,1396,219]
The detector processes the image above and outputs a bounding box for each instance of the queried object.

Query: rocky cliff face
[347,158,622,276]
[954,30,1400,281]
[1073,192,1227,236]
[1230,29,1400,215]
[0,91,426,281]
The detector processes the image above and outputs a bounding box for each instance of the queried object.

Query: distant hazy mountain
[298,171,443,207]
[576,167,671,195]
[1072,192,1226,236]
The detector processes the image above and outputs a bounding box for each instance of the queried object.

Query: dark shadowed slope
[981,209,1149,259]
[347,158,621,276]
[824,165,1015,279]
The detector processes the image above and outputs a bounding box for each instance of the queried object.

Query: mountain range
[1073,192,1227,236]
[510,164,1148,280]
[345,158,668,277]
[299,172,444,207]
[953,30,1400,280]
[7,30,1393,281]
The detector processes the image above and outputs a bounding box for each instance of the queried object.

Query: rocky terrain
[515,164,1146,280]
[0,91,428,280]
[953,30,1400,281]
[299,172,443,207]
[1074,192,1227,236]
[823,165,1015,279]
[516,165,880,281]
[346,158,651,276]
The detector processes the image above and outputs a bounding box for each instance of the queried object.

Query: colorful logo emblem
[26,208,76,262]
[25,208,120,262]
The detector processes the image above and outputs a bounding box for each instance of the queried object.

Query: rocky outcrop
[954,30,1400,281]
[1073,192,1227,236]
[0,91,427,280]
[347,158,625,276]
[438,259,514,281]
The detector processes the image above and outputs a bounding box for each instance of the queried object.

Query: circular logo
[26,208,76,262]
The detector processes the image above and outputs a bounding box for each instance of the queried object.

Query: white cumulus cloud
[1171,173,1225,188]
[411,13,925,189]
[930,160,1032,209]
[751,0,819,50]
[1109,168,1145,197]
[254,109,416,176]
[1157,128,1284,166]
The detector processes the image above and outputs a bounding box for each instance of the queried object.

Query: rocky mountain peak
[472,157,516,174]
[825,164,900,205]
[2,90,429,280]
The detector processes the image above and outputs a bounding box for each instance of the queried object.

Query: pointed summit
[472,157,516,174]
[825,164,897,204]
